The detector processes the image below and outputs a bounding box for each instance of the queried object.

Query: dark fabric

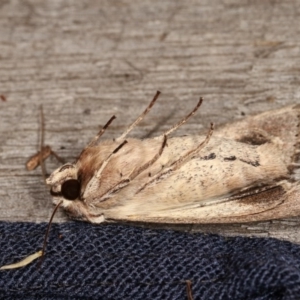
[0,222,300,300]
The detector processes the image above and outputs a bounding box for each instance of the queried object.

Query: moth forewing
[215,104,300,169]
[46,97,300,224]
[105,136,292,221]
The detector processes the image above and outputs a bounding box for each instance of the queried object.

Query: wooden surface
[1,0,300,242]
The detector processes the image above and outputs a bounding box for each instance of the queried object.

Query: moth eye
[61,179,80,200]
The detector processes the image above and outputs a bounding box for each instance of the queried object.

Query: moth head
[46,163,81,204]
[46,161,106,223]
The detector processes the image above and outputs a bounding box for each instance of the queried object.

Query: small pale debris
[0,250,43,270]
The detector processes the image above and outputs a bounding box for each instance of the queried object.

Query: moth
[46,92,300,224]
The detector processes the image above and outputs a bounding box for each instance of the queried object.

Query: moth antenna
[38,200,63,268]
[88,115,116,147]
[39,105,47,183]
[163,97,203,137]
[116,91,161,142]
[49,149,65,164]
[98,135,168,200]
[95,140,128,179]
[186,280,194,300]
[137,123,214,194]
[91,95,202,200]
[26,107,64,177]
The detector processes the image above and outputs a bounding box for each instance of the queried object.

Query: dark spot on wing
[237,132,269,145]
[224,156,236,161]
[239,158,260,167]
[202,153,216,160]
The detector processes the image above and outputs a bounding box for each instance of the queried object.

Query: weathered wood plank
[0,0,300,242]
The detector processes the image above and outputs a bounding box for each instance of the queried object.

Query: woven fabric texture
[1,222,300,300]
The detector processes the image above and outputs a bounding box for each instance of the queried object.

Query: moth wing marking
[119,182,300,224]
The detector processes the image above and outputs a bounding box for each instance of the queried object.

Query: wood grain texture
[0,0,300,242]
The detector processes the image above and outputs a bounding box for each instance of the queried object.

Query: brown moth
[46,92,300,224]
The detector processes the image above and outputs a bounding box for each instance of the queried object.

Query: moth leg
[100,96,204,198]
[116,91,161,142]
[98,135,168,199]
[83,140,129,200]
[185,280,194,300]
[26,146,64,171]
[165,123,214,172]
[50,149,65,164]
[127,135,167,180]
[163,98,203,136]
[87,115,116,147]
[26,146,52,171]
[136,123,214,194]
[26,106,64,184]
[122,97,203,185]
[95,140,128,179]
